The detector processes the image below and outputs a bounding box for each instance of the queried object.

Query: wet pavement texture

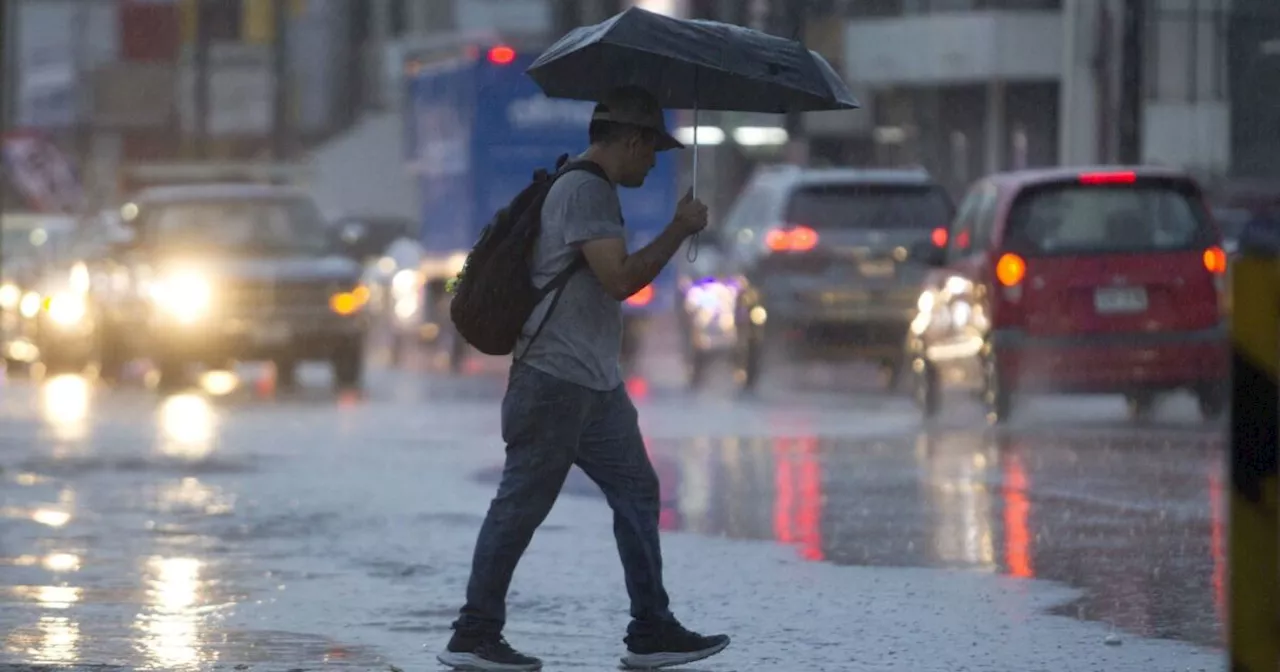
[0,353,1226,671]
[483,426,1223,648]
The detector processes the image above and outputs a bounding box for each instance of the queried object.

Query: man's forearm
[619,223,689,296]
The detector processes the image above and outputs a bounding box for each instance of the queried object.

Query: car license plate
[858,259,894,278]
[251,323,292,345]
[1094,287,1148,314]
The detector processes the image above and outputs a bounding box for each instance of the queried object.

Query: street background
[0,337,1226,670]
[1,0,1275,670]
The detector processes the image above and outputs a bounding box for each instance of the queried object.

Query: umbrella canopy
[527,7,859,113]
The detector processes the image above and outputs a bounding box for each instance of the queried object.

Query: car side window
[946,188,982,262]
[948,183,997,260]
[971,184,1000,250]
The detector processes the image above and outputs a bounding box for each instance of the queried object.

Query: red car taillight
[765,224,819,253]
[626,284,654,307]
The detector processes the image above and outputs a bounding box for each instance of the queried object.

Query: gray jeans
[452,362,676,637]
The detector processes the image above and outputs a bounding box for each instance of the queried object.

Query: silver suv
[676,166,954,390]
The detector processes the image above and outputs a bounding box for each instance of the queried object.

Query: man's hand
[580,189,710,301]
[670,187,708,237]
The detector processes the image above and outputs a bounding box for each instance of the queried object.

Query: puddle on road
[475,427,1225,649]
[0,378,376,670]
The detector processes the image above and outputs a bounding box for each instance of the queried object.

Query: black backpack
[449,154,608,357]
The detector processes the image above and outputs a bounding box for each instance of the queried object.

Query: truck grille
[219,279,335,315]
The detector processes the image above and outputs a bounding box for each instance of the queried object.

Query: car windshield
[1006,182,1216,254]
[784,184,953,231]
[142,197,330,254]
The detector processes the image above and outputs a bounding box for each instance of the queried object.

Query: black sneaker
[436,632,543,671]
[621,624,730,670]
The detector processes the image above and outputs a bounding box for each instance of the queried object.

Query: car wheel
[983,355,1013,424]
[1125,392,1157,423]
[274,358,298,389]
[447,329,468,374]
[736,326,763,393]
[332,338,364,389]
[96,329,127,383]
[686,348,710,390]
[155,357,188,392]
[1196,385,1226,422]
[881,358,904,392]
[621,317,643,374]
[388,331,408,368]
[915,359,941,419]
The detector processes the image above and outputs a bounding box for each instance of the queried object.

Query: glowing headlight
[0,283,20,310]
[69,262,90,294]
[916,290,935,314]
[149,271,212,324]
[44,293,86,326]
[391,269,419,296]
[19,291,41,319]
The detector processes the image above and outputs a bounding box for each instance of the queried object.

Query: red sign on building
[119,0,182,62]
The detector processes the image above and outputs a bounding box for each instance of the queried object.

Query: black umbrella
[526,6,859,113]
[528,6,860,259]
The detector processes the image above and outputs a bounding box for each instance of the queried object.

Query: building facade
[838,0,1244,193]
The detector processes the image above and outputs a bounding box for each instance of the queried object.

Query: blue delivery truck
[403,42,678,372]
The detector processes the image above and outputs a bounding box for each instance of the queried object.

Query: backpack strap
[515,256,586,362]
[513,158,610,362]
[559,159,610,183]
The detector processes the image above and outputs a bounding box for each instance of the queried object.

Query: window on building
[1146,0,1230,103]
[389,0,408,37]
[200,0,242,42]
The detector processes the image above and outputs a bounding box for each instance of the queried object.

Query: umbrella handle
[685,105,700,263]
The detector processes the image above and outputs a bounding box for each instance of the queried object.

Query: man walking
[437,86,730,671]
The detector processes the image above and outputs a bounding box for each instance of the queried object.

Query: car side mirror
[909,241,947,267]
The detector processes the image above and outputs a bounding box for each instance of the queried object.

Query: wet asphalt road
[0,347,1225,671]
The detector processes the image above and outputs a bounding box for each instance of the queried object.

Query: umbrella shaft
[692,106,699,199]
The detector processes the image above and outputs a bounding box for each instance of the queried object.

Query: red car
[905,166,1228,423]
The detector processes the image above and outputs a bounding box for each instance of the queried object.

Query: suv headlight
[0,282,20,310]
[44,292,86,326]
[149,271,212,324]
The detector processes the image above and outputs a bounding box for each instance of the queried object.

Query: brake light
[1078,171,1137,185]
[1203,245,1227,274]
[790,226,818,251]
[626,284,654,307]
[995,253,1027,287]
[931,227,948,247]
[765,225,819,253]
[487,45,516,65]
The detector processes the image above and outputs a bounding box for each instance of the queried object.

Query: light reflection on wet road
[495,403,1225,649]
[0,361,1226,669]
[0,369,385,669]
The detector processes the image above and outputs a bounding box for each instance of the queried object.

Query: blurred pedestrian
[437,86,730,672]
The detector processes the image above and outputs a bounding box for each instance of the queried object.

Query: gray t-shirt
[514,168,625,391]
